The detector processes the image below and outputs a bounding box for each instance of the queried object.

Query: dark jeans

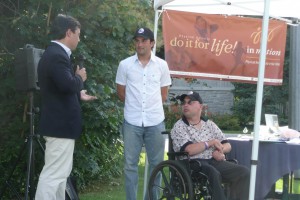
[190,159,250,200]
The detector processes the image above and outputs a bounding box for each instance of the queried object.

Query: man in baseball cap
[116,25,171,200]
[133,27,154,41]
[171,91,250,200]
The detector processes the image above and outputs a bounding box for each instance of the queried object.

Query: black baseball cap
[180,91,203,104]
[133,27,154,40]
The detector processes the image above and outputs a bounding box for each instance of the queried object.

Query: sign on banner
[163,10,287,85]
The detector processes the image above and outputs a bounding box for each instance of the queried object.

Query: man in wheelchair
[170,91,250,200]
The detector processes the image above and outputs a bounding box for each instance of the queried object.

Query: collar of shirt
[133,51,157,65]
[51,40,72,58]
[182,115,208,126]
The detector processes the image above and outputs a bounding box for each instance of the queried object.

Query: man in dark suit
[35,14,96,200]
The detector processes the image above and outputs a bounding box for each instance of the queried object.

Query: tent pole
[289,24,300,131]
[289,21,300,183]
[249,0,271,199]
[153,9,160,55]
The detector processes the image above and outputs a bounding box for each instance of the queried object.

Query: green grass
[79,153,147,200]
[275,177,300,194]
[78,152,300,200]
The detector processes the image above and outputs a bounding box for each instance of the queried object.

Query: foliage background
[0,0,155,197]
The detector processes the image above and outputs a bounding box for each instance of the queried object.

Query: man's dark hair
[49,14,81,40]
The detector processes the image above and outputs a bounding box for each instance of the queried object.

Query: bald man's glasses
[181,100,198,106]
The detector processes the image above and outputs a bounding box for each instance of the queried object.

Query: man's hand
[212,150,226,161]
[80,90,97,101]
[208,139,224,152]
[76,66,87,82]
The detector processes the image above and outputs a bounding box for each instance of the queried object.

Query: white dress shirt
[51,40,72,58]
[116,52,171,127]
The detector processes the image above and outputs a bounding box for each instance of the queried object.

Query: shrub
[209,114,241,131]
[164,104,182,130]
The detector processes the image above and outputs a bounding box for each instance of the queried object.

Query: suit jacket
[38,42,83,139]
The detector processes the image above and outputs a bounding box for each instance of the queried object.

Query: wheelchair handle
[161,131,170,135]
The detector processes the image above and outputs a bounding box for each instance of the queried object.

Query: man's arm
[184,142,207,156]
[117,84,126,102]
[161,86,169,102]
[184,139,231,157]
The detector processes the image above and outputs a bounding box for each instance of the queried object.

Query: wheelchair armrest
[226,158,238,164]
[167,151,190,160]
[224,152,238,164]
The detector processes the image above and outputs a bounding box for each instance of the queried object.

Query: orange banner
[162,10,287,85]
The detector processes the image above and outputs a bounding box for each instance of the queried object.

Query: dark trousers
[191,159,250,200]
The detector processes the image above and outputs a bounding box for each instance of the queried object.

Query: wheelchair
[148,131,213,200]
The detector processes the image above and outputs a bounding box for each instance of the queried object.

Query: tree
[0,0,155,195]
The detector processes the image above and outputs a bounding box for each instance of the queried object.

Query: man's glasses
[181,100,197,106]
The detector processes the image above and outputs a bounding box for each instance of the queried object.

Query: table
[227,138,300,200]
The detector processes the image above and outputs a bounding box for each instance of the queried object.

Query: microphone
[77,54,86,69]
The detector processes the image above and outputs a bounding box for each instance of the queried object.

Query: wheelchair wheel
[148,160,194,200]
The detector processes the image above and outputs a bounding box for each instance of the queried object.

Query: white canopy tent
[145,1,300,200]
[154,0,300,20]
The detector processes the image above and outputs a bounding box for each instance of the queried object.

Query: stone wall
[167,78,235,115]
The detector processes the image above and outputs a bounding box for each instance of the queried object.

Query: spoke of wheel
[161,167,171,188]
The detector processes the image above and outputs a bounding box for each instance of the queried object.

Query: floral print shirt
[170,117,227,159]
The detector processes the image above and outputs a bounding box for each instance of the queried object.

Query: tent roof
[155,0,300,22]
